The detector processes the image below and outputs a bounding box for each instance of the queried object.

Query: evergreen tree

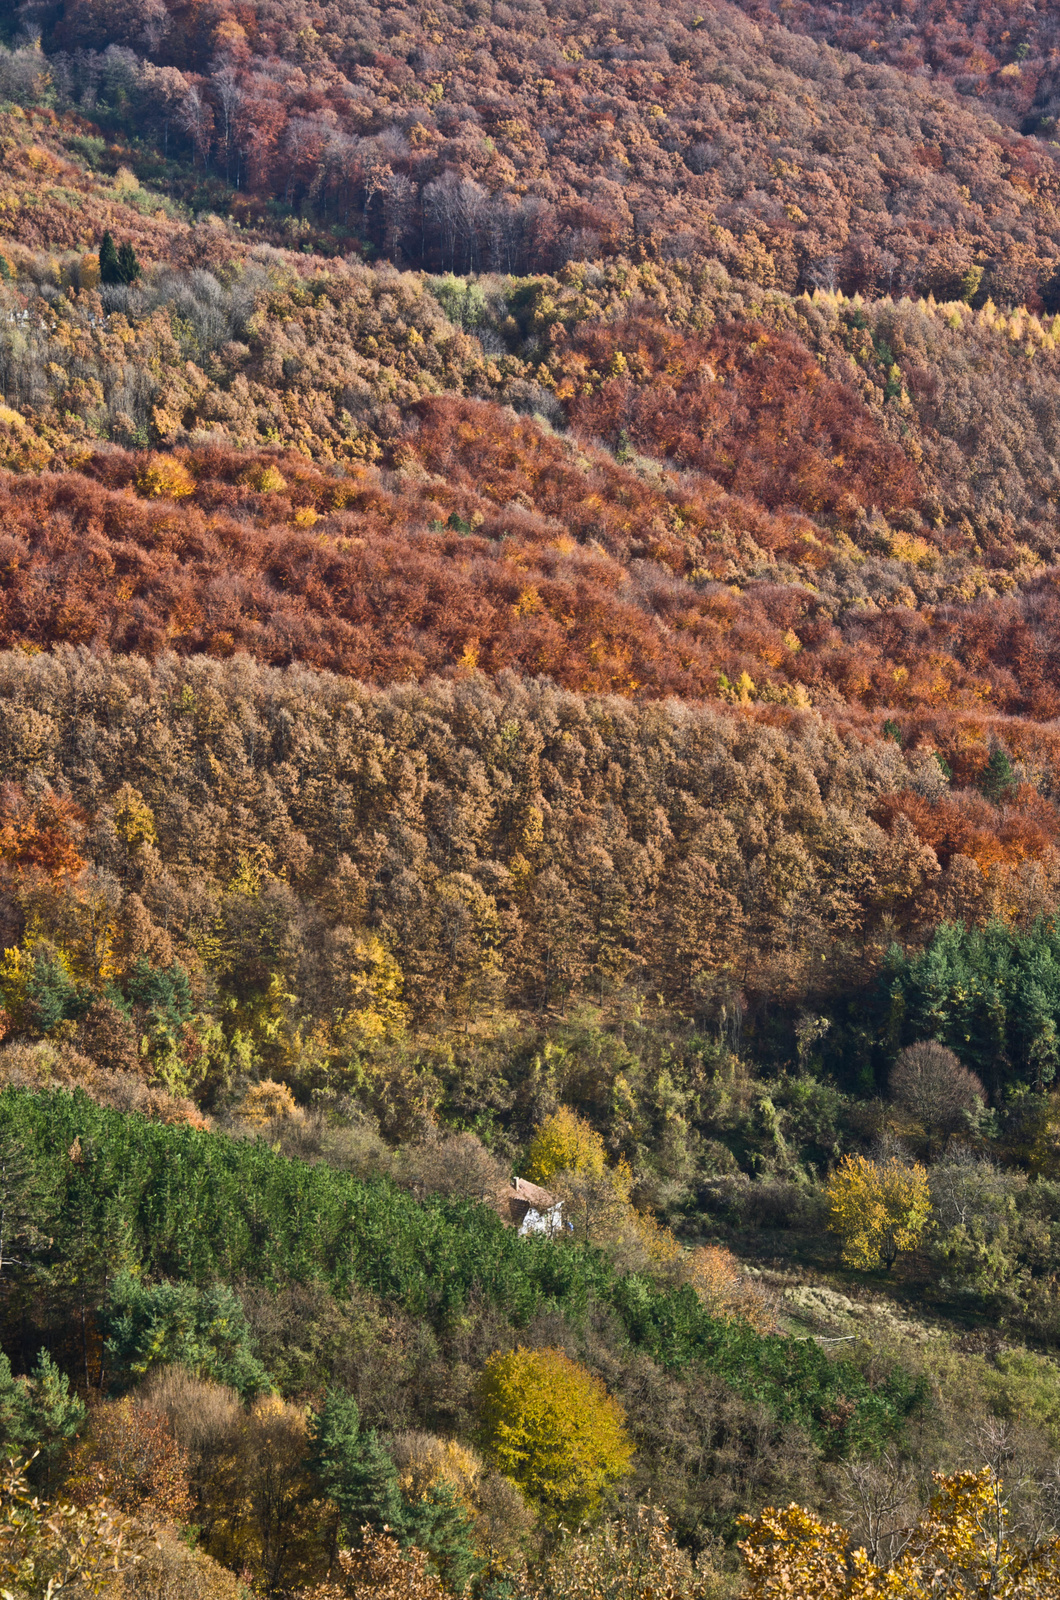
[307,1389,404,1544]
[98,231,122,285]
[0,1127,54,1275]
[103,1275,271,1399]
[117,241,141,285]
[402,1482,482,1592]
[98,234,141,287]
[0,1351,33,1458]
[982,747,1016,804]
[23,1352,87,1493]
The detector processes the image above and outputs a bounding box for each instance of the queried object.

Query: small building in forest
[501,1176,564,1237]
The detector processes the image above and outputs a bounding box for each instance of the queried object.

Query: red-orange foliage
[0,785,86,881]
[560,317,922,522]
[876,785,1060,872]
[65,1398,194,1525]
[0,423,1058,716]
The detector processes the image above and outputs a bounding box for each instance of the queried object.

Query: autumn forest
[2,0,1060,1594]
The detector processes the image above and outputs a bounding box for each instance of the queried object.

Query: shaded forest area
[3,0,1060,300]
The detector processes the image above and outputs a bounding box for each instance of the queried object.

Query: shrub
[244,463,287,493]
[297,1527,450,1600]
[738,1469,1060,1597]
[136,454,196,500]
[0,1456,146,1599]
[478,1347,633,1517]
[389,1431,481,1508]
[890,1041,984,1151]
[682,1245,777,1334]
[530,1506,717,1600]
[137,1365,242,1482]
[238,1079,300,1126]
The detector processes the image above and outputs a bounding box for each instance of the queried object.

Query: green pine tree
[0,1126,54,1275]
[98,230,122,285]
[402,1481,483,1592]
[0,1351,34,1459]
[116,241,141,285]
[307,1388,405,1544]
[982,747,1016,804]
[23,1351,87,1493]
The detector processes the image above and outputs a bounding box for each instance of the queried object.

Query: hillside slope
[2,4,1060,1594]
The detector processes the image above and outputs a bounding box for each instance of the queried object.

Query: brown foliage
[890,1041,985,1142]
[561,316,922,523]
[298,1529,452,1600]
[32,0,1060,300]
[65,1397,195,1525]
[0,1041,210,1128]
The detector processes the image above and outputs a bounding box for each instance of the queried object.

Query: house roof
[494,1174,560,1227]
[510,1175,558,1211]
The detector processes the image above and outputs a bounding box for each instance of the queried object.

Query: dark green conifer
[99,234,141,286]
[117,241,141,284]
[98,230,122,285]
[402,1482,482,1592]
[982,747,1016,804]
[307,1388,404,1542]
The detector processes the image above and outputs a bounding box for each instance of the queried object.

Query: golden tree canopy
[478,1347,633,1517]
[738,1469,1060,1598]
[524,1107,609,1186]
[825,1153,931,1271]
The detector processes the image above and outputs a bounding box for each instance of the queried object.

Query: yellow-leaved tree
[478,1347,633,1518]
[825,1153,931,1270]
[738,1469,1060,1598]
[525,1107,610,1184]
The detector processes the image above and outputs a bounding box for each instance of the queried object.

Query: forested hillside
[3,0,1060,1594]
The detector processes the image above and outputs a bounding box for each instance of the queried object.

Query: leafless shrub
[890,1041,984,1150]
[397,1132,507,1205]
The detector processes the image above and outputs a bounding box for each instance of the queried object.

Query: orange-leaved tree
[64,1396,194,1524]
[478,1347,632,1519]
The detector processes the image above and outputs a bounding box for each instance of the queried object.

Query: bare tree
[890,1040,985,1155]
[930,1149,1016,1234]
[382,172,415,261]
[398,1131,507,1205]
[834,1451,921,1566]
[210,62,244,184]
[179,85,214,170]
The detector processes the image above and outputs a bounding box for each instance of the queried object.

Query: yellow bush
[137,454,195,500]
[478,1347,633,1517]
[738,1469,1060,1598]
[238,1079,301,1126]
[244,462,287,493]
[825,1153,930,1271]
